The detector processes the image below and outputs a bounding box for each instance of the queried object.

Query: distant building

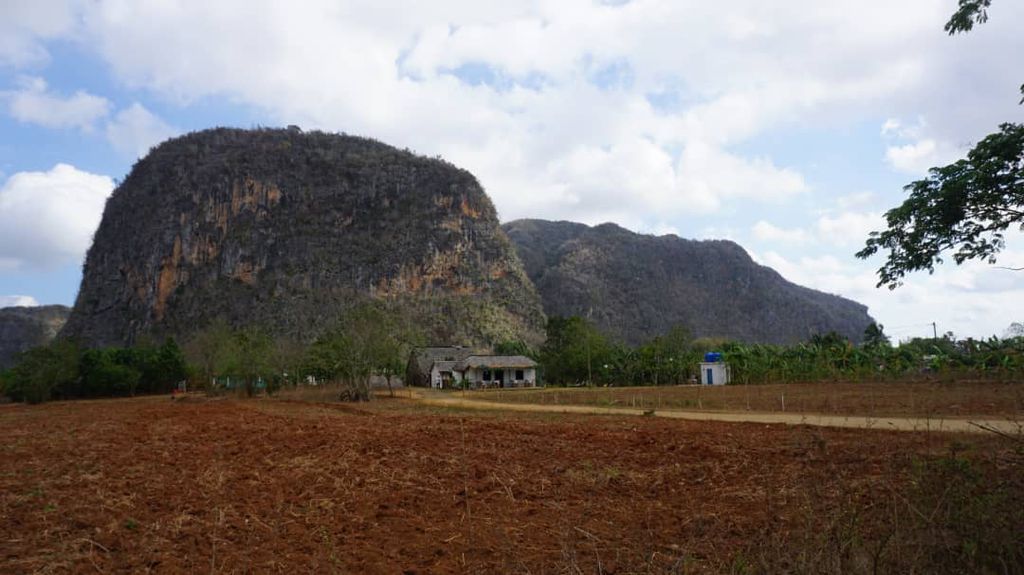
[458,355,537,388]
[699,352,730,385]
[407,347,538,389]
[406,346,477,388]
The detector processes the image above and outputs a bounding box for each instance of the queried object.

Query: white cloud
[676,142,808,213]
[751,210,882,248]
[880,116,928,140]
[752,220,810,244]
[836,191,875,210]
[2,0,1023,339]
[698,226,743,242]
[2,77,176,155]
[105,102,178,158]
[815,211,884,247]
[4,76,111,131]
[760,245,1024,340]
[0,0,78,67]
[880,118,902,137]
[0,164,114,270]
[68,0,972,224]
[885,138,939,173]
[763,251,850,280]
[539,137,680,222]
[0,295,39,308]
[650,222,681,237]
[880,115,968,174]
[3,1,1021,226]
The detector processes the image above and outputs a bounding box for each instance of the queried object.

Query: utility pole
[586,336,592,386]
[932,322,938,339]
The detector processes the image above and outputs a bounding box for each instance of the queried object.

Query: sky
[0,0,1022,342]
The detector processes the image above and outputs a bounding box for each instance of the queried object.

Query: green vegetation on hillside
[63,127,545,350]
[504,219,874,346]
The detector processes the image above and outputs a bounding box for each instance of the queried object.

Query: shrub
[2,341,80,403]
[739,439,1024,574]
[80,349,142,397]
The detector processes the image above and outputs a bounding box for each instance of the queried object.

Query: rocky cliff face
[62,128,545,347]
[503,219,874,345]
[0,305,70,368]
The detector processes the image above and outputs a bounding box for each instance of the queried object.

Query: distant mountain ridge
[502,219,873,345]
[38,126,869,352]
[0,305,70,369]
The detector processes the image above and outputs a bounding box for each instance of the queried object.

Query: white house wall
[464,366,537,387]
[699,362,730,385]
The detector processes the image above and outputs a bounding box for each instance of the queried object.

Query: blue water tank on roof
[704,352,722,363]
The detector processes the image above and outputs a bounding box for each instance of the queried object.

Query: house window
[482,368,491,381]
[515,369,524,381]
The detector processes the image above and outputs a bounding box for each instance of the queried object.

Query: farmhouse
[407,347,539,389]
[459,355,538,388]
[406,347,476,387]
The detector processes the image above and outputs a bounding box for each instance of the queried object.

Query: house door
[706,368,713,385]
[495,369,504,387]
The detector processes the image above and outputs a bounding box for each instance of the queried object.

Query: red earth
[0,395,991,573]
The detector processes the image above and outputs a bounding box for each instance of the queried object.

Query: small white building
[458,355,537,388]
[408,347,539,389]
[699,361,730,385]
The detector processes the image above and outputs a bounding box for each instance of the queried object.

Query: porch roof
[459,355,537,369]
[413,347,476,374]
[432,360,460,373]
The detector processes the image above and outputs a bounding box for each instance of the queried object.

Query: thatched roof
[410,347,476,375]
[432,360,461,373]
[460,355,537,369]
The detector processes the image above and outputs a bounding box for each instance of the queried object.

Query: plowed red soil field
[0,396,991,573]
[476,381,1024,418]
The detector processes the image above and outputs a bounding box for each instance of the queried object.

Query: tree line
[5,309,1022,404]
[536,316,1024,386]
[0,338,188,404]
[0,303,423,404]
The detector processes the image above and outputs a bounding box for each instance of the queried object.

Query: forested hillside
[504,219,873,345]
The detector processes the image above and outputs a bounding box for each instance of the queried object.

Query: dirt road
[416,392,1023,435]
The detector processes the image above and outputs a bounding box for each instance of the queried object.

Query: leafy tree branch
[858,123,1024,288]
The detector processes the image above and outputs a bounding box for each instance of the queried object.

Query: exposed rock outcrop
[0,305,70,368]
[62,128,545,347]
